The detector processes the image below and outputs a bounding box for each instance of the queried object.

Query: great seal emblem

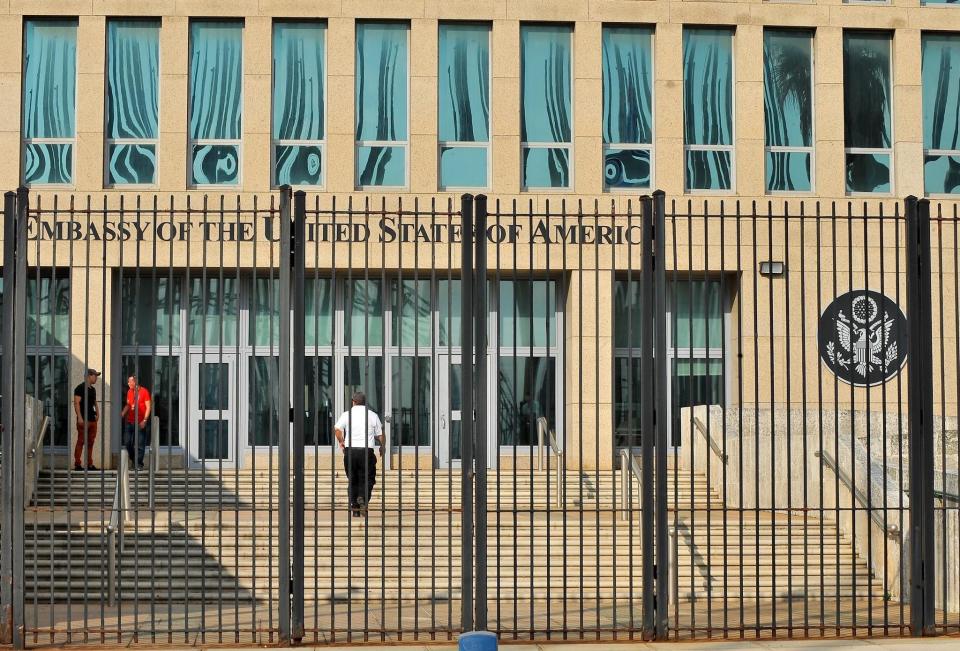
[817,290,907,387]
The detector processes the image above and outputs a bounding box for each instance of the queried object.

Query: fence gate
[0,188,952,646]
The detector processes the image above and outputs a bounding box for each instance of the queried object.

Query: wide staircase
[24,467,880,605]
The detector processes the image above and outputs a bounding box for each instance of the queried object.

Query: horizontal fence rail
[0,188,954,646]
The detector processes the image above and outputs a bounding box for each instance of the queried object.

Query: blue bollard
[458,630,497,651]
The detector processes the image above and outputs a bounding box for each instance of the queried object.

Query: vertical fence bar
[278,186,293,641]
[460,193,475,633]
[292,190,306,642]
[652,190,670,639]
[640,195,655,639]
[474,194,489,631]
[1,190,19,647]
[906,195,935,636]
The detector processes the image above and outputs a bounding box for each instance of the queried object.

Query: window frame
[437,21,492,192]
[763,28,816,195]
[921,31,960,197]
[602,24,656,193]
[21,19,79,189]
[682,26,737,194]
[354,20,411,191]
[270,19,328,190]
[842,30,895,197]
[519,23,575,192]
[186,19,245,190]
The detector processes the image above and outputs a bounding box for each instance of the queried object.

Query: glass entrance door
[437,354,462,468]
[188,353,237,467]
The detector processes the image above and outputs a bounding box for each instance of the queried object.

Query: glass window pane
[672,358,724,446]
[497,356,556,446]
[391,356,431,446]
[392,279,431,347]
[343,356,385,417]
[191,144,240,186]
[23,143,73,186]
[604,148,651,189]
[357,145,405,187]
[23,20,77,139]
[440,146,487,188]
[763,30,813,149]
[672,280,723,350]
[249,355,279,446]
[305,356,333,446]
[846,152,891,193]
[522,146,570,189]
[683,28,734,147]
[305,277,334,347]
[108,144,157,185]
[614,356,642,449]
[121,276,181,347]
[355,22,408,142]
[843,32,892,150]
[924,154,960,195]
[199,420,230,459]
[189,21,243,141]
[438,279,461,347]
[273,22,325,141]
[274,144,323,187]
[344,280,383,347]
[25,354,69,446]
[122,354,180,446]
[685,150,732,191]
[199,362,230,410]
[766,151,811,193]
[26,274,70,347]
[521,25,572,144]
[602,26,653,146]
[107,20,159,140]
[250,278,280,347]
[439,23,490,143]
[188,277,239,346]
[499,280,556,348]
[614,280,643,349]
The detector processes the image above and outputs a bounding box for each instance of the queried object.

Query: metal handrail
[148,415,159,509]
[536,416,563,507]
[815,450,900,538]
[692,416,727,465]
[620,449,642,521]
[107,450,132,606]
[25,416,48,460]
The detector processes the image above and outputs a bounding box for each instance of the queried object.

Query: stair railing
[536,416,563,507]
[815,449,900,538]
[107,450,132,606]
[619,449,642,521]
[692,416,727,465]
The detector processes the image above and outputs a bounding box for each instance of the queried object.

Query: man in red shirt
[121,375,152,470]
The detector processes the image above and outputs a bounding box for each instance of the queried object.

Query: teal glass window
[764,29,813,193]
[121,276,181,347]
[392,279,431,347]
[273,22,325,187]
[355,22,408,188]
[344,279,384,347]
[843,32,892,194]
[683,28,734,191]
[922,33,960,194]
[106,20,160,186]
[499,280,556,348]
[439,23,490,189]
[189,21,243,186]
[602,26,653,190]
[22,20,77,186]
[188,277,239,346]
[521,24,572,189]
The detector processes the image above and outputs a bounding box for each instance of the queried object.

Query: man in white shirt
[334,391,384,517]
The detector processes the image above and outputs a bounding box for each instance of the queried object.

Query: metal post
[10,187,28,649]
[652,190,670,639]
[906,195,935,636]
[292,190,306,642]
[278,186,292,641]
[474,194,488,631]
[460,193,475,633]
[639,195,656,640]
[1,191,18,646]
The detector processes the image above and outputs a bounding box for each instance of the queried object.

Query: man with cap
[334,391,384,517]
[72,369,101,471]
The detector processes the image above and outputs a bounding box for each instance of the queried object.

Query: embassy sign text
[28,215,645,246]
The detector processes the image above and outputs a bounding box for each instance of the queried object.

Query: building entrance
[436,354,463,468]
[188,353,238,468]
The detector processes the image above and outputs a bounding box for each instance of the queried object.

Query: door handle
[440,415,447,430]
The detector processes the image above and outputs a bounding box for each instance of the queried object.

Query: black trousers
[343,448,377,508]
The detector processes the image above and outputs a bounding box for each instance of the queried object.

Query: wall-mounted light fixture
[759,261,785,276]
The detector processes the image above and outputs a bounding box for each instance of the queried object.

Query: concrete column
[76,15,105,192]
[244,16,272,192]
[326,17,355,193]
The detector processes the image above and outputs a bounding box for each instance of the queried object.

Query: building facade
[2,0,959,472]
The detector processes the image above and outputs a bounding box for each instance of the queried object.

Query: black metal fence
[0,188,954,646]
